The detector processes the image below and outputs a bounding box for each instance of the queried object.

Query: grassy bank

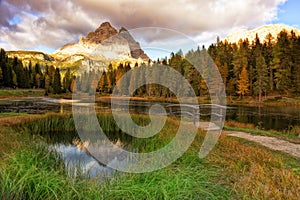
[1,114,299,199]
[1,114,231,199]
[0,89,45,98]
[225,120,300,143]
[227,95,300,106]
[1,88,300,107]
[0,112,29,118]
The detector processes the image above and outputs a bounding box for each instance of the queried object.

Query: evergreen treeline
[208,30,300,100]
[0,48,75,94]
[1,29,300,100]
[94,29,300,100]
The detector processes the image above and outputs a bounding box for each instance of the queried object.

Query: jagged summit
[224,24,300,44]
[54,22,149,61]
[119,27,128,33]
[84,22,118,44]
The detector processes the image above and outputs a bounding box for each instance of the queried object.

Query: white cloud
[0,0,287,53]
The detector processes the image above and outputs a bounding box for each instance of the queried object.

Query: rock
[54,21,150,62]
[84,22,118,44]
[119,27,150,60]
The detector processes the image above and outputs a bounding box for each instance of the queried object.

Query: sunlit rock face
[54,22,149,62]
[224,24,300,44]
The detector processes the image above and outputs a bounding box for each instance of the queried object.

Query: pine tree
[293,37,300,93]
[98,71,108,93]
[35,73,41,88]
[145,64,153,97]
[44,75,50,95]
[232,39,249,91]
[272,30,292,94]
[63,68,72,92]
[115,63,124,93]
[53,68,62,94]
[263,33,275,92]
[129,67,137,96]
[169,53,183,95]
[106,64,116,93]
[5,63,13,87]
[237,66,249,98]
[254,48,268,102]
[120,63,132,95]
[290,31,300,93]
[12,57,26,88]
[12,70,17,88]
[48,65,55,85]
[24,67,30,88]
[0,67,3,86]
[183,59,200,96]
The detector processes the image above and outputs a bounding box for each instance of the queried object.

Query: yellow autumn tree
[237,66,249,98]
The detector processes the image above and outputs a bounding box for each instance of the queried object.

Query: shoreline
[1,88,300,107]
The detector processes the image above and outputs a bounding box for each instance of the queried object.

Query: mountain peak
[54,21,150,62]
[85,21,118,44]
[119,27,128,33]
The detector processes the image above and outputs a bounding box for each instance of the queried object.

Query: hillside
[224,24,300,44]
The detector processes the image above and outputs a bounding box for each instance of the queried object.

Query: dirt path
[224,131,300,159]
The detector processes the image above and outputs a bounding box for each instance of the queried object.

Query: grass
[0,112,30,118]
[0,142,230,200]
[210,134,300,199]
[15,113,182,152]
[2,114,231,199]
[0,126,27,159]
[0,89,44,98]
[225,120,300,141]
[0,144,104,199]
[1,114,299,199]
[227,95,300,106]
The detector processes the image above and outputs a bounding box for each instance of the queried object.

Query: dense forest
[0,48,75,95]
[1,29,300,101]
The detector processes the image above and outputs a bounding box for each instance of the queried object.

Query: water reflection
[52,144,115,179]
[51,138,133,180]
[1,97,300,130]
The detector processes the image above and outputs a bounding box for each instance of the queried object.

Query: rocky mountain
[6,22,150,71]
[224,24,300,44]
[53,22,149,62]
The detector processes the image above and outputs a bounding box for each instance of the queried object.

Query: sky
[0,0,299,59]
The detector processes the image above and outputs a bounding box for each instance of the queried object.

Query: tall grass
[210,134,300,199]
[0,112,30,118]
[0,144,103,199]
[2,114,299,199]
[15,113,179,152]
[225,120,300,140]
[1,115,232,199]
[0,143,231,199]
[0,89,44,97]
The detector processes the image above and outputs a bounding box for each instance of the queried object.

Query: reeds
[1,114,231,199]
[210,134,300,199]
[1,114,299,199]
[0,143,104,199]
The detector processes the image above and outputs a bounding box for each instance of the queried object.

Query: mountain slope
[224,24,300,44]
[53,22,149,62]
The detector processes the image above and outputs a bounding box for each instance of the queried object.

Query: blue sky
[274,0,300,28]
[0,0,299,59]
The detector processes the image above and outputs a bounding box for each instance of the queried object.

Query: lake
[1,97,300,131]
[2,97,300,178]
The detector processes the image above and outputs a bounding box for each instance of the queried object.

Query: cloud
[0,0,287,53]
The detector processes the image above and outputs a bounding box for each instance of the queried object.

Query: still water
[1,97,300,131]
[1,97,300,177]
